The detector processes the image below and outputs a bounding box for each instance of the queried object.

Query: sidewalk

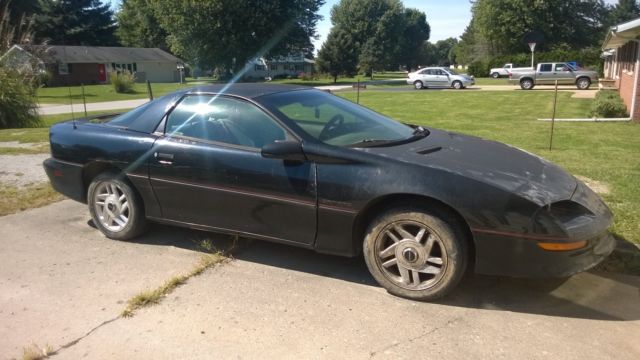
[38,98,149,115]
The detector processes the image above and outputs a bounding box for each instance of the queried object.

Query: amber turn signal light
[537,240,587,251]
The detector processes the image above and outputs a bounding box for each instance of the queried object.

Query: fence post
[549,80,559,151]
[81,83,88,118]
[147,80,154,101]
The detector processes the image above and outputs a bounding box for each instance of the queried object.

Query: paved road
[1,200,638,359]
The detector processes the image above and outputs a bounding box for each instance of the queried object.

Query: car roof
[183,83,309,99]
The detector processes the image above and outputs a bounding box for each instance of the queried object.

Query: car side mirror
[261,141,306,162]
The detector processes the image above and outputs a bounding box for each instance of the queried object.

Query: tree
[33,0,118,46]
[607,0,640,26]
[316,27,358,82]
[396,8,430,71]
[469,0,608,56]
[329,0,432,73]
[116,0,168,50]
[150,0,324,72]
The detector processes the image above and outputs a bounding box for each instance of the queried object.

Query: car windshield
[258,90,416,147]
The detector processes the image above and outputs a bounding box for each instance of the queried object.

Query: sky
[107,0,620,51]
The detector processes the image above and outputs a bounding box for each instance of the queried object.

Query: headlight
[532,200,596,240]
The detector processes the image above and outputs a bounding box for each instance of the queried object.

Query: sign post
[528,42,537,68]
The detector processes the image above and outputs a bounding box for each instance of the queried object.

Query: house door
[98,64,107,82]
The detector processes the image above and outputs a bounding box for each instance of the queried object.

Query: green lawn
[0,110,130,154]
[36,73,409,104]
[36,78,217,105]
[337,90,640,245]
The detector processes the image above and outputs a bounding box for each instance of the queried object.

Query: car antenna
[61,40,76,129]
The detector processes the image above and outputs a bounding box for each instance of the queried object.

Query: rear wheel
[520,78,535,90]
[363,207,468,301]
[491,72,500,79]
[88,173,147,240]
[452,81,463,90]
[576,77,591,90]
[414,80,424,90]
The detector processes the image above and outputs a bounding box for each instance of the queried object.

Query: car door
[536,63,554,84]
[148,94,317,245]
[417,69,433,86]
[435,69,452,87]
[554,63,575,85]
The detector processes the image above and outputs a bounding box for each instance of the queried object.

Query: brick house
[602,17,640,121]
[0,45,183,86]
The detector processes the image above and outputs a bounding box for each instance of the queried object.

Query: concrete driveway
[1,200,639,359]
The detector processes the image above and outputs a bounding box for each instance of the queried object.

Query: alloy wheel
[93,181,130,232]
[374,220,448,290]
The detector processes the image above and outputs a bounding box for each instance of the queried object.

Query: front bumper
[473,229,615,278]
[43,158,86,203]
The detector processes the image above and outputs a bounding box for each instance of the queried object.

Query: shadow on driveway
[110,221,640,322]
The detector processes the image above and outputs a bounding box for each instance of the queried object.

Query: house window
[111,63,116,70]
[295,64,303,72]
[58,63,69,75]
[133,63,137,72]
[270,64,277,71]
[255,65,266,71]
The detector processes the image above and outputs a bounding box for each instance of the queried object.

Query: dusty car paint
[44,84,614,278]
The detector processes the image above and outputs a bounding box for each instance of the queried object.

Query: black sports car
[44,84,615,300]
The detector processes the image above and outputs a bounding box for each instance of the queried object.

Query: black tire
[363,207,468,301]
[491,72,500,79]
[576,77,591,90]
[452,80,463,90]
[520,78,534,90]
[87,172,147,240]
[414,80,424,90]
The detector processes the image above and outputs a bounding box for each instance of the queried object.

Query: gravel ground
[0,153,50,187]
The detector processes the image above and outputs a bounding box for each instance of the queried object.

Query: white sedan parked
[407,67,475,90]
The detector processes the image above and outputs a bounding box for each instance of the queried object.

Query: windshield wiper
[348,138,395,147]
[412,126,428,136]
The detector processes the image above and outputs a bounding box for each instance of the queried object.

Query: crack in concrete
[52,316,120,356]
[369,315,463,358]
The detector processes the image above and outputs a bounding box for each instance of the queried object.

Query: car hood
[361,128,577,205]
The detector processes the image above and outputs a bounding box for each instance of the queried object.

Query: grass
[21,343,54,360]
[121,253,227,317]
[0,109,132,155]
[336,90,640,244]
[35,73,410,104]
[37,78,216,105]
[0,184,63,216]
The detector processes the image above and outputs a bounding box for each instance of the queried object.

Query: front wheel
[414,80,424,90]
[452,81,463,90]
[88,172,147,240]
[576,77,591,90]
[363,207,468,301]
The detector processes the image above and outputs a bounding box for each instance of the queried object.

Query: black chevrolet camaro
[44,84,615,300]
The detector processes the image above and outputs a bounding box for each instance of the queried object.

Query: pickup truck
[489,63,532,78]
[508,62,598,90]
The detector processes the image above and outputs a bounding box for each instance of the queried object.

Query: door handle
[154,152,174,165]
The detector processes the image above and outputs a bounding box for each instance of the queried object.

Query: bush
[297,72,316,81]
[590,90,629,118]
[467,61,490,77]
[110,71,136,93]
[0,67,41,129]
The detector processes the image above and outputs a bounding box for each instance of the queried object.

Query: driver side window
[165,95,288,148]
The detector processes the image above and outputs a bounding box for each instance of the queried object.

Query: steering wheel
[318,114,345,141]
